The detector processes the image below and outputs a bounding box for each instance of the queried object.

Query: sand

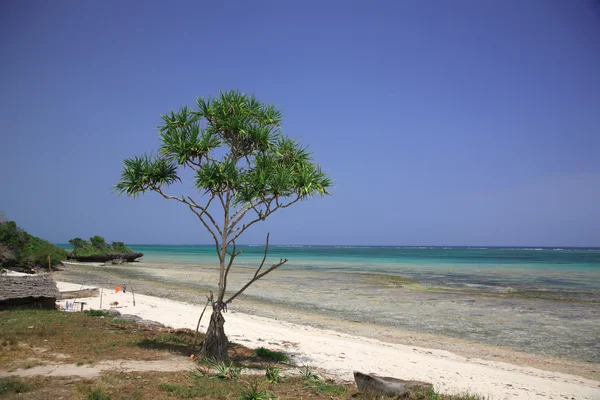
[52,280,600,400]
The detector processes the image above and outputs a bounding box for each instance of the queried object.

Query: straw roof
[0,274,59,302]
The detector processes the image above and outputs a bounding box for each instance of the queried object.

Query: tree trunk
[200,306,228,360]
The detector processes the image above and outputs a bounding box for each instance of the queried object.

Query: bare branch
[187,195,222,236]
[186,203,221,261]
[225,233,287,305]
[254,233,270,279]
[229,196,273,228]
[185,160,200,171]
[227,195,301,246]
[153,186,223,259]
[220,240,242,302]
[155,187,186,203]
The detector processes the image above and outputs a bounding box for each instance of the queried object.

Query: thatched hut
[0,274,59,310]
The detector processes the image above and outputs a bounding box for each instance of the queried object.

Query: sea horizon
[58,243,600,250]
[58,244,600,293]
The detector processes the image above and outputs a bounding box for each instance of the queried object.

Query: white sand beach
[54,280,600,400]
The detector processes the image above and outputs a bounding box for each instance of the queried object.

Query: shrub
[87,388,111,400]
[239,381,271,400]
[254,347,289,362]
[200,358,242,380]
[68,236,134,257]
[0,378,31,394]
[0,219,67,270]
[84,310,111,317]
[264,365,285,383]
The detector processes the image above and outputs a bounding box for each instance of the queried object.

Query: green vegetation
[254,347,289,363]
[0,377,32,395]
[87,388,111,400]
[0,309,485,400]
[239,381,272,400]
[299,367,345,395]
[264,365,284,383]
[68,236,134,257]
[0,218,68,272]
[84,309,112,317]
[115,90,332,360]
[202,359,243,380]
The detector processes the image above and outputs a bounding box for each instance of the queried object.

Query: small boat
[353,371,432,396]
[59,288,100,300]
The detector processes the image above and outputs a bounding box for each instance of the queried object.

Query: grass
[0,377,32,395]
[0,309,485,400]
[84,309,112,317]
[264,365,284,383]
[254,347,289,363]
[0,309,198,372]
[87,388,111,400]
[239,380,272,400]
[358,272,418,288]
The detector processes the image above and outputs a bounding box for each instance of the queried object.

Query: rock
[353,371,433,397]
[138,319,165,328]
[116,314,143,323]
[67,253,144,263]
[107,309,121,317]
[115,313,165,328]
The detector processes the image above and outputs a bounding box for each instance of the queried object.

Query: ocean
[60,245,600,292]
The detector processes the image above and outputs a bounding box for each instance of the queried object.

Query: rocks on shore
[66,252,143,263]
[107,309,165,328]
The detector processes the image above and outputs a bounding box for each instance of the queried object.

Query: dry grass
[0,309,483,400]
[0,309,199,371]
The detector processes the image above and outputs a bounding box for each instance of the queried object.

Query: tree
[115,90,332,359]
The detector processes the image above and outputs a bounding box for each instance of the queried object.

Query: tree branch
[186,195,222,236]
[225,233,287,305]
[153,186,223,260]
[255,233,270,278]
[227,195,301,246]
[220,240,243,302]
[229,196,273,228]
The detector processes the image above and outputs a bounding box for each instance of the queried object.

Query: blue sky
[1,1,599,246]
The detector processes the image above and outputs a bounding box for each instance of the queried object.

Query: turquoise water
[59,245,600,292]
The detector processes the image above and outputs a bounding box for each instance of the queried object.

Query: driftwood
[354,371,433,397]
[59,288,100,300]
[67,252,143,263]
[0,274,59,310]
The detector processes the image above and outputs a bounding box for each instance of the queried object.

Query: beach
[45,258,600,399]
[50,278,600,400]
[53,258,600,366]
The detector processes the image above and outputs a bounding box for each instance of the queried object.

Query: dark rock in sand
[107,309,121,317]
[67,252,143,263]
[354,371,433,397]
[116,313,165,328]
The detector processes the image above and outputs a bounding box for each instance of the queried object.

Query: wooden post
[99,287,103,309]
[130,282,136,306]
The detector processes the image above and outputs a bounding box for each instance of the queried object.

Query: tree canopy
[68,236,134,257]
[0,218,68,272]
[115,90,332,359]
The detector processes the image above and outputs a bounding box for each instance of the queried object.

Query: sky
[1,1,599,247]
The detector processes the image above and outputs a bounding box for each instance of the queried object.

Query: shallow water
[55,259,600,365]
[59,245,600,293]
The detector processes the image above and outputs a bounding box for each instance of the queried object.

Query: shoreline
[55,261,600,367]
[51,278,600,399]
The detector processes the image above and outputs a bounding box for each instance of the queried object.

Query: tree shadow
[136,338,194,356]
